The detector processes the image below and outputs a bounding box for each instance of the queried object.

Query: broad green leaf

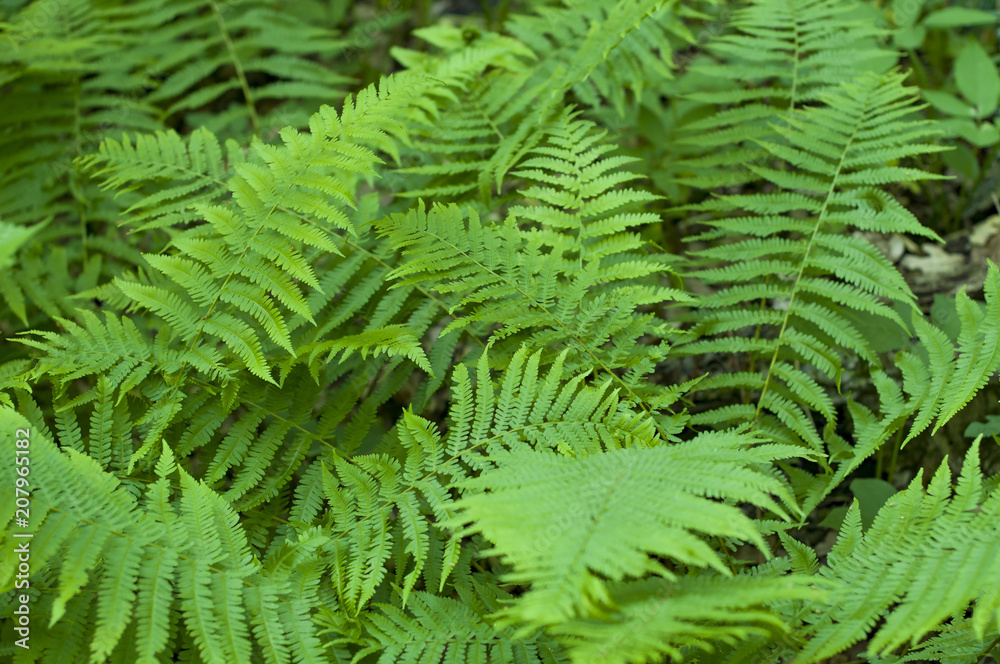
[0,219,48,269]
[960,121,1000,148]
[891,0,928,28]
[893,26,925,49]
[923,7,998,29]
[941,143,980,181]
[955,40,1000,117]
[922,89,973,117]
[964,416,1000,439]
[849,478,897,530]
[819,479,897,532]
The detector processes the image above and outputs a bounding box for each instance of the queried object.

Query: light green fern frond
[317,343,660,615]
[452,427,802,626]
[448,345,663,465]
[553,575,819,664]
[905,262,1000,442]
[380,115,692,426]
[0,405,335,664]
[18,310,230,405]
[785,438,1000,663]
[95,72,452,390]
[865,617,999,664]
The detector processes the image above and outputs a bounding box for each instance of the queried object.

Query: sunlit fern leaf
[553,574,820,664]
[451,428,802,626]
[485,0,683,196]
[93,72,454,388]
[900,262,1000,444]
[315,343,665,615]
[785,438,1000,663]
[0,408,335,663]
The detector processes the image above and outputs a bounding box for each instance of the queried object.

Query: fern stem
[209,0,260,136]
[755,81,874,425]
[979,634,1000,664]
[886,426,902,481]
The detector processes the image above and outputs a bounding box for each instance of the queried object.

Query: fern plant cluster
[2,0,1000,662]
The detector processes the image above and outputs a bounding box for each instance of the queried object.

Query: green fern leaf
[452,429,799,625]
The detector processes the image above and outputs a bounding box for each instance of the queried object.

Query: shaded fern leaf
[505,0,682,119]
[392,0,681,203]
[123,0,351,138]
[357,591,569,664]
[79,128,236,231]
[673,0,893,190]
[677,70,945,454]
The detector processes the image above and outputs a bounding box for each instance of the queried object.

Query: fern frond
[677,69,944,454]
[308,324,432,375]
[391,0,681,202]
[451,427,801,625]
[380,114,692,425]
[554,575,819,664]
[358,591,569,664]
[924,262,1000,433]
[84,71,455,394]
[864,617,999,664]
[506,0,682,119]
[123,0,350,138]
[674,0,893,190]
[786,438,1000,662]
[0,407,337,663]
[78,128,234,231]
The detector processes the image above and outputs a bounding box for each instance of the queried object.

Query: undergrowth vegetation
[1,0,999,662]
